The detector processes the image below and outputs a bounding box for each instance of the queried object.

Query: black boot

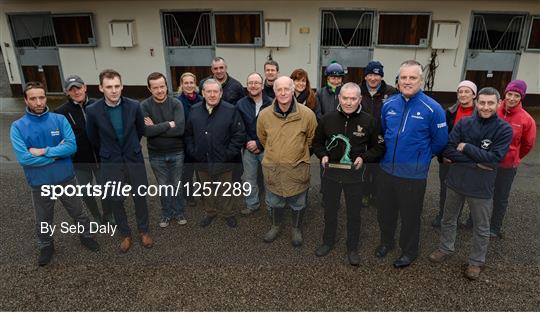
[38,243,55,266]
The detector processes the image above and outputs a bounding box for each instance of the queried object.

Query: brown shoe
[140,233,154,248]
[119,236,132,253]
[464,264,482,280]
[428,249,452,263]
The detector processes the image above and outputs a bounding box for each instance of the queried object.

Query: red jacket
[497,100,537,168]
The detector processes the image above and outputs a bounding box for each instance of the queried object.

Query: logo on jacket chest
[352,125,366,137]
[50,129,60,136]
[410,111,424,120]
[481,139,492,150]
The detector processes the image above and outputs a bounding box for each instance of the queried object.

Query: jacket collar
[361,79,387,97]
[272,98,298,118]
[25,106,49,118]
[499,99,522,115]
[337,103,362,116]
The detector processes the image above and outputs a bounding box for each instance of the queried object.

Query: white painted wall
[1,0,539,93]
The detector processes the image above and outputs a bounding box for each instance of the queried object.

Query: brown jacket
[257,99,317,197]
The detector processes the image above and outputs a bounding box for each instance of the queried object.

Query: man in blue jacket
[237,72,272,215]
[376,60,448,268]
[86,69,153,253]
[10,82,99,266]
[429,87,512,280]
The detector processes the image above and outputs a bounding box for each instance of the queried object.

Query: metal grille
[9,14,56,48]
[469,14,525,51]
[321,11,373,47]
[163,12,212,47]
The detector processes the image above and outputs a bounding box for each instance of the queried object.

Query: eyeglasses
[247,81,262,86]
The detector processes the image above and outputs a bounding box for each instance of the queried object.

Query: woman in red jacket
[491,80,537,238]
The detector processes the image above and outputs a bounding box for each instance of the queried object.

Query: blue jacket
[236,94,273,151]
[380,91,448,179]
[185,100,246,175]
[443,113,513,199]
[10,107,76,187]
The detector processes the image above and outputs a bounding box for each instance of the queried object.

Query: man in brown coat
[257,76,317,247]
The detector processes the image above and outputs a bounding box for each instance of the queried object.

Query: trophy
[326,134,353,169]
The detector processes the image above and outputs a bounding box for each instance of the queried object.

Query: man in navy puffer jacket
[429,87,512,280]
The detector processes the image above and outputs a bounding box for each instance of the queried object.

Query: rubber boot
[291,209,305,247]
[263,207,281,243]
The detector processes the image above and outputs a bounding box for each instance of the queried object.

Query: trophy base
[328,163,353,170]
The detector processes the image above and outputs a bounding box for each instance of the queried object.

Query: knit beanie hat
[457,80,477,96]
[365,61,384,77]
[505,80,527,99]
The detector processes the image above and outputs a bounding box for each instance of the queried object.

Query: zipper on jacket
[391,105,408,174]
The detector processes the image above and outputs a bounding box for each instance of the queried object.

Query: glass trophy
[326,134,353,170]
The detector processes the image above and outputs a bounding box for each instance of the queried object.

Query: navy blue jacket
[380,91,448,179]
[185,100,246,175]
[236,94,273,151]
[443,113,513,199]
[86,97,148,190]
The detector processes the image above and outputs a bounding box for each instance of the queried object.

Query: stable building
[1,0,539,102]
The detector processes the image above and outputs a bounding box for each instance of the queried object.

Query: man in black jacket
[237,72,272,215]
[312,82,385,266]
[55,75,113,225]
[185,79,246,229]
[199,57,245,105]
[428,87,512,280]
[86,69,153,253]
[359,61,398,207]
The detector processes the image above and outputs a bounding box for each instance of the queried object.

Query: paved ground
[0,103,538,311]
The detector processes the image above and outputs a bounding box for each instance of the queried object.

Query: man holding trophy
[312,82,385,266]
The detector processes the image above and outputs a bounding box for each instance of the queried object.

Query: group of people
[10,57,536,281]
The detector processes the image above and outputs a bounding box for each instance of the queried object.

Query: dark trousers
[182,157,195,201]
[363,163,379,203]
[437,162,450,216]
[490,167,517,233]
[104,164,150,237]
[321,177,363,251]
[197,170,234,218]
[377,170,427,257]
[31,178,91,249]
[74,163,105,223]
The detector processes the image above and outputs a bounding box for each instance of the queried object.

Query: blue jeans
[241,149,264,211]
[265,189,307,211]
[149,151,185,219]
